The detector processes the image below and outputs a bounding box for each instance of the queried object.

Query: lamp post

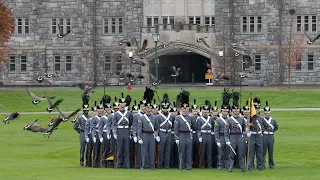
[219,50,225,89]
[152,33,160,89]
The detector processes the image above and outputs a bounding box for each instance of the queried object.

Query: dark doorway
[149,51,210,83]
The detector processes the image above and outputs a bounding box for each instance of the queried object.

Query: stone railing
[141,24,215,33]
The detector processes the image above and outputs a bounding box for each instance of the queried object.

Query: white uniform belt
[171,131,175,134]
[103,130,107,132]
[263,131,274,134]
[160,128,171,132]
[211,132,214,135]
[118,125,129,129]
[250,131,262,134]
[201,130,211,133]
[192,131,196,134]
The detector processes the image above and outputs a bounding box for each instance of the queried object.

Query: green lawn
[0,89,320,112]
[1,111,319,180]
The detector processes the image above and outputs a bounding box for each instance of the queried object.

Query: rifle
[100,142,103,168]
[85,143,88,167]
[134,143,137,168]
[157,142,160,168]
[246,93,253,170]
[114,138,117,168]
[199,141,202,168]
[92,142,95,168]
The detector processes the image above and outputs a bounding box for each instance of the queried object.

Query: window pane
[54,56,61,71]
[257,17,262,33]
[162,17,168,24]
[242,17,247,33]
[20,56,27,71]
[59,18,64,33]
[169,16,174,24]
[147,17,152,26]
[111,18,116,34]
[295,59,301,71]
[105,55,111,71]
[66,18,71,32]
[189,17,193,24]
[250,17,255,33]
[204,17,210,26]
[104,19,109,34]
[304,16,309,32]
[255,55,261,71]
[17,18,22,34]
[211,17,215,26]
[296,16,301,31]
[66,56,72,71]
[154,17,159,25]
[9,55,15,72]
[52,19,57,34]
[311,16,317,32]
[115,55,122,71]
[24,19,29,34]
[195,17,200,24]
[118,18,123,34]
[308,55,313,70]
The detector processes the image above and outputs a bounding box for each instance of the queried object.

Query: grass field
[1,111,320,180]
[0,89,320,112]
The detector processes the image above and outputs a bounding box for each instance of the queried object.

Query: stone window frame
[307,54,314,71]
[241,16,262,34]
[9,55,16,72]
[204,16,215,26]
[162,16,174,25]
[13,18,30,35]
[296,15,317,33]
[296,58,302,71]
[104,54,112,72]
[51,18,71,35]
[188,16,201,25]
[103,17,124,35]
[146,16,159,26]
[65,55,72,72]
[54,55,61,71]
[20,55,27,72]
[254,54,261,71]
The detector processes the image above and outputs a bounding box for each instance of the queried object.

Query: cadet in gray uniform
[98,104,109,168]
[84,102,98,167]
[190,99,200,168]
[262,101,278,169]
[248,98,264,171]
[107,101,119,168]
[73,104,91,167]
[197,104,214,168]
[242,102,250,166]
[138,102,159,170]
[210,101,219,168]
[174,103,193,170]
[170,104,179,168]
[156,96,174,169]
[93,104,103,168]
[214,104,229,170]
[225,103,246,172]
[112,97,133,168]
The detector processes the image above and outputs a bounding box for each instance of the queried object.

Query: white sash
[159,113,172,127]
[201,116,212,129]
[256,119,262,131]
[264,117,274,129]
[117,110,128,125]
[180,115,192,131]
[220,117,227,124]
[81,115,87,122]
[243,117,248,123]
[95,115,100,128]
[143,114,154,131]
[231,116,242,132]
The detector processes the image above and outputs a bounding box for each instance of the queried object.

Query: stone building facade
[1,0,319,86]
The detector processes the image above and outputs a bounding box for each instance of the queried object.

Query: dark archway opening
[149,50,210,83]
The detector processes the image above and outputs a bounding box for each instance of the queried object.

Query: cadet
[197,103,214,168]
[112,94,133,168]
[73,104,91,167]
[248,97,264,171]
[137,102,159,170]
[170,103,179,168]
[262,101,278,169]
[98,103,109,168]
[214,104,229,170]
[93,103,104,168]
[174,103,193,170]
[84,102,98,167]
[156,94,174,168]
[224,102,246,172]
[211,101,219,168]
[190,99,200,168]
[242,101,250,165]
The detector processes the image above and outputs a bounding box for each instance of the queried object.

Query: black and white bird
[135,39,148,54]
[57,24,71,38]
[77,83,96,94]
[47,97,80,122]
[303,31,320,45]
[147,70,162,86]
[26,89,55,105]
[230,40,247,51]
[233,48,250,57]
[43,117,64,138]
[214,72,230,82]
[196,37,211,48]
[46,97,63,113]
[24,119,48,133]
[37,76,52,85]
[119,39,132,46]
[116,70,126,81]
[171,65,182,77]
[3,112,19,124]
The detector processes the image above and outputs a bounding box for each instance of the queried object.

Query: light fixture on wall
[128,50,133,58]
